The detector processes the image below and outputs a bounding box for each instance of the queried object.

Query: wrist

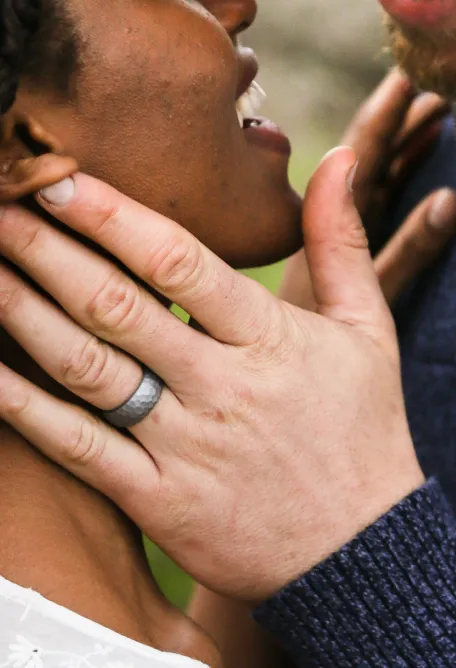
[260,445,425,602]
[253,479,454,668]
[316,458,425,566]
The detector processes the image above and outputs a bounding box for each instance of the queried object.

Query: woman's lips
[235,48,290,157]
[380,0,456,29]
[243,118,292,156]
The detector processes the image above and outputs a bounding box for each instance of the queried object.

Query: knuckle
[12,221,45,260]
[175,338,200,374]
[61,337,113,394]
[0,283,22,322]
[343,217,369,251]
[229,281,276,348]
[144,235,204,294]
[245,301,297,366]
[90,200,123,237]
[85,273,144,333]
[248,322,282,361]
[66,415,107,467]
[3,386,31,418]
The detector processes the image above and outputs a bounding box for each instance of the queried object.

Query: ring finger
[0,204,220,396]
[0,361,162,530]
[0,261,186,446]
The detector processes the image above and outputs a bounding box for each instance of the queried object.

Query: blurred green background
[145,0,391,611]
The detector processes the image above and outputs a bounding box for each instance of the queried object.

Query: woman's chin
[230,188,303,270]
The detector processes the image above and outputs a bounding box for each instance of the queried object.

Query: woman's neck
[0,332,222,666]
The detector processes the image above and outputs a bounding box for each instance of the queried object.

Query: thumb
[303,146,388,329]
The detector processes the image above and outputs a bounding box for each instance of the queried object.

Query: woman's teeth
[236,81,266,128]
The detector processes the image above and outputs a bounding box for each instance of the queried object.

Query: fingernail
[347,159,359,194]
[39,177,75,207]
[428,189,456,230]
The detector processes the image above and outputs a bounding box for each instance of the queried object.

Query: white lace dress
[0,576,208,668]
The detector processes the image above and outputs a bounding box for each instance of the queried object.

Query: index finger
[35,174,274,347]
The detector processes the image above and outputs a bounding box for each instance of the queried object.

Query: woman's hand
[0,148,428,602]
[280,69,453,309]
[345,68,449,242]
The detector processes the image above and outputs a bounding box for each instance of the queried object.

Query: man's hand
[281,69,455,309]
[0,148,423,602]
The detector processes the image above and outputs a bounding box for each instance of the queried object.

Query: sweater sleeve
[253,479,456,668]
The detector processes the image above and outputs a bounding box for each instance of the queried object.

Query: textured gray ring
[102,368,164,429]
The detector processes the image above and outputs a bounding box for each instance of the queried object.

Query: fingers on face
[375,189,456,305]
[0,262,142,409]
[0,204,218,391]
[0,361,160,524]
[0,261,186,443]
[35,173,275,347]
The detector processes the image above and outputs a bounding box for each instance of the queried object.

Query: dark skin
[1,0,302,268]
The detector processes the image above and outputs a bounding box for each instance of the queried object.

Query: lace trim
[0,576,208,668]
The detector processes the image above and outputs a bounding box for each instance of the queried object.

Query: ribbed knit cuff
[254,479,456,668]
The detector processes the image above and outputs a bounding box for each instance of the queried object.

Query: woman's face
[18,0,302,268]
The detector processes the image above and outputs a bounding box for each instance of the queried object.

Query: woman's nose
[202,0,258,37]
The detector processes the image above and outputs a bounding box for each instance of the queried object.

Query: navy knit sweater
[253,117,456,666]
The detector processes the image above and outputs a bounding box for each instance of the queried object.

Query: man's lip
[236,47,259,100]
[380,0,456,29]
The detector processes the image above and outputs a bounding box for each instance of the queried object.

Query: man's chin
[385,14,456,99]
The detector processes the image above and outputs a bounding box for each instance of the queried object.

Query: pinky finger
[0,362,160,524]
[375,188,456,305]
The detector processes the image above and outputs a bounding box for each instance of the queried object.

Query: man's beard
[385,13,456,99]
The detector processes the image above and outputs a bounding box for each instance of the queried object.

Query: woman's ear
[0,110,78,202]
